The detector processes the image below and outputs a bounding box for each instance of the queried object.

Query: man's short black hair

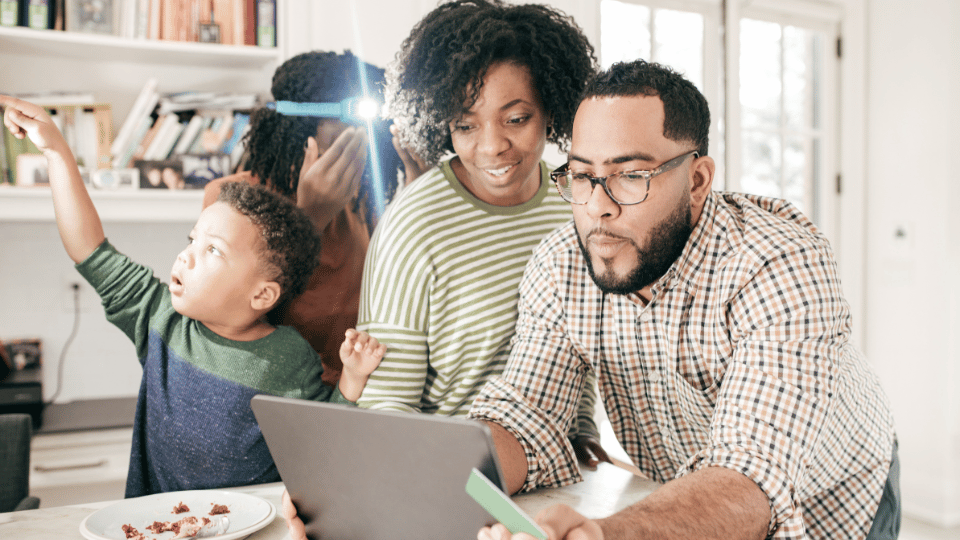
[583,60,710,157]
[216,181,321,307]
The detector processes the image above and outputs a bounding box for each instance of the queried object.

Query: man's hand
[281,489,308,540]
[296,127,367,231]
[478,504,603,540]
[390,124,429,186]
[572,436,611,470]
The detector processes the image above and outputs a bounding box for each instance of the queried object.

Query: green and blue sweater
[76,240,348,498]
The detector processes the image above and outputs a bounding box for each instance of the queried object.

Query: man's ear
[251,281,282,312]
[689,154,715,208]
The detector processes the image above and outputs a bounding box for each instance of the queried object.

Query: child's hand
[0,95,68,153]
[336,329,386,402]
[340,328,386,377]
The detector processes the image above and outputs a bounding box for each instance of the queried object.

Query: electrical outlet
[60,276,88,314]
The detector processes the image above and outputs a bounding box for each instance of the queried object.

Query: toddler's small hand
[340,328,386,377]
[0,95,64,152]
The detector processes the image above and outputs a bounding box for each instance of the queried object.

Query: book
[115,114,153,169]
[14,91,96,106]
[92,105,113,169]
[221,111,249,155]
[111,77,159,168]
[172,113,206,156]
[243,0,254,45]
[4,125,42,186]
[0,0,20,27]
[143,113,179,160]
[255,0,274,47]
[130,114,163,162]
[27,0,55,29]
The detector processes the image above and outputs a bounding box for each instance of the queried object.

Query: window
[599,0,840,239]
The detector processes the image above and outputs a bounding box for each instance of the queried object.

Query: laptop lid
[250,394,505,540]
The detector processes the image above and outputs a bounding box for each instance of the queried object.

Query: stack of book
[111,78,256,190]
[0,0,277,47]
[0,81,255,191]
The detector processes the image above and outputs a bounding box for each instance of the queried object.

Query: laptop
[250,394,505,540]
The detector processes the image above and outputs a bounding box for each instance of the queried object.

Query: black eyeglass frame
[550,150,699,205]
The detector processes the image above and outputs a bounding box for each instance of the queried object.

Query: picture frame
[65,0,116,35]
[135,159,185,190]
[199,22,221,44]
[181,153,231,189]
[91,167,139,190]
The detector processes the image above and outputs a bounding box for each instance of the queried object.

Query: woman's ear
[251,281,282,312]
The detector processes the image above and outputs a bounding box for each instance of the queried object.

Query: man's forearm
[483,420,528,495]
[597,467,770,540]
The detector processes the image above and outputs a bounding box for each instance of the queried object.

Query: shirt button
[648,373,661,383]
[639,311,653,323]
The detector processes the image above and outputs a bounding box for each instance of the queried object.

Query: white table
[0,461,660,539]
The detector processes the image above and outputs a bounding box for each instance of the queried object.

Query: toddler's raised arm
[1,96,105,263]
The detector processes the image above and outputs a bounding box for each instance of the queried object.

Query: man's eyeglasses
[550,150,699,205]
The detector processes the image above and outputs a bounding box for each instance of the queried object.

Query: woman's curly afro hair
[386,0,597,165]
[217,181,322,308]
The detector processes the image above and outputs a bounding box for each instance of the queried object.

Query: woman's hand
[296,127,368,231]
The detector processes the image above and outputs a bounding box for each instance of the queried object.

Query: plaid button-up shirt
[470,191,895,539]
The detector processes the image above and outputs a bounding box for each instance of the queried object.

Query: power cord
[47,283,80,404]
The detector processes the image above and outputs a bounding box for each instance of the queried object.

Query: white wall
[865,0,960,525]
[0,220,190,401]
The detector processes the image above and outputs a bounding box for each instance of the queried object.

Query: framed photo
[66,0,116,35]
[16,154,49,186]
[199,23,221,44]
[4,338,42,370]
[181,154,231,189]
[91,167,139,190]
[135,159,184,190]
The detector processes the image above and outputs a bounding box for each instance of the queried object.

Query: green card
[465,468,548,540]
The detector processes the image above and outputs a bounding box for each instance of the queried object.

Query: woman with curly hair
[203,50,404,387]
[361,0,607,452]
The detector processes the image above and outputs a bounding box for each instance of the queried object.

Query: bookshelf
[0,26,278,69]
[0,186,203,223]
[0,10,283,222]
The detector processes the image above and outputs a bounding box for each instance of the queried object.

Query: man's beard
[576,200,692,295]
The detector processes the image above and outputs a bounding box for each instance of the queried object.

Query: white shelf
[0,26,280,68]
[0,186,203,223]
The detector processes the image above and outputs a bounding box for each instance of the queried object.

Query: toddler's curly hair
[217,181,321,308]
[386,0,597,166]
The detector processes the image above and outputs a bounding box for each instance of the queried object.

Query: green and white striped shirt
[358,159,596,433]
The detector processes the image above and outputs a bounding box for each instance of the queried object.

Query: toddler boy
[1,95,385,497]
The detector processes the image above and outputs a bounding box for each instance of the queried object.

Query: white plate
[79,490,276,540]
